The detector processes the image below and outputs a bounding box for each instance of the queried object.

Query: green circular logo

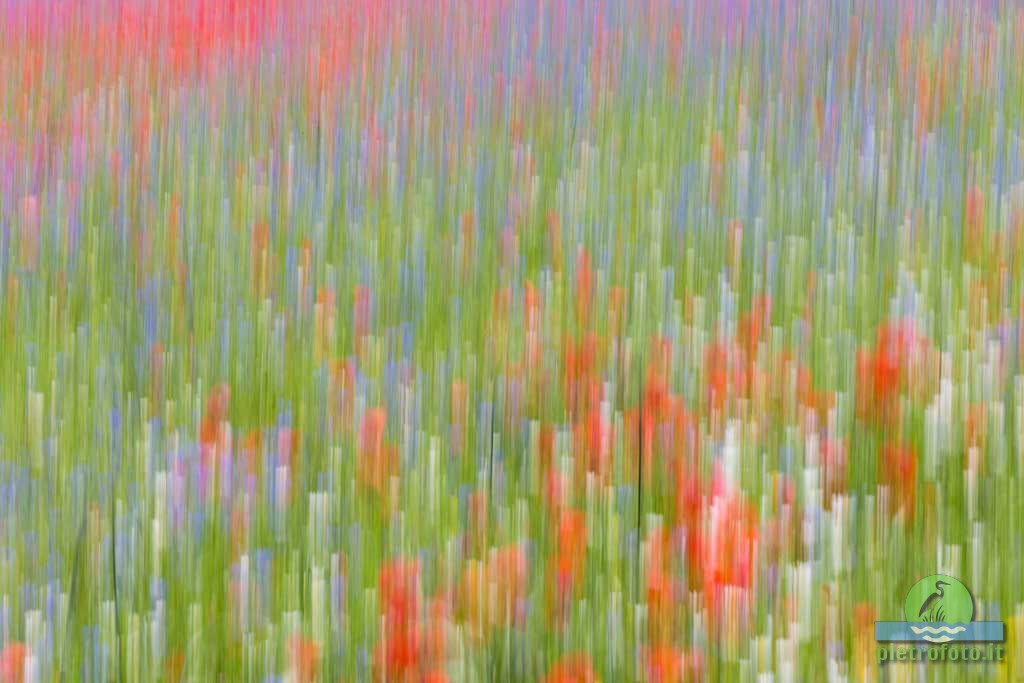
[903,575,974,624]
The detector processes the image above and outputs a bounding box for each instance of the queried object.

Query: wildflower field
[2,0,1024,681]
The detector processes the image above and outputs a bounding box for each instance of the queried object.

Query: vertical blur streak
[0,0,1022,681]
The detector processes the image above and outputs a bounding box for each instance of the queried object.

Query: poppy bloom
[544,653,600,683]
[576,406,612,481]
[557,509,587,562]
[423,595,452,669]
[199,383,231,474]
[289,637,320,683]
[820,439,848,508]
[703,477,759,625]
[563,333,599,413]
[375,559,423,680]
[550,510,587,621]
[880,443,917,519]
[488,544,528,628]
[543,466,568,515]
[645,528,677,641]
[0,642,27,683]
[358,408,398,498]
[240,429,264,479]
[855,320,934,423]
[643,646,703,683]
[704,341,748,416]
[373,625,421,682]
[379,558,421,625]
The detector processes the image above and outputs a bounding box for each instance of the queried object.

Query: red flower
[550,510,587,622]
[821,439,848,507]
[379,558,421,626]
[0,642,27,683]
[289,637,320,683]
[644,646,683,683]
[557,509,587,560]
[489,544,528,627]
[375,558,423,680]
[645,529,677,640]
[703,478,759,623]
[544,654,600,683]
[577,407,612,479]
[856,320,933,422]
[358,408,398,497]
[373,626,421,681]
[200,383,231,472]
[880,443,917,519]
[737,295,771,357]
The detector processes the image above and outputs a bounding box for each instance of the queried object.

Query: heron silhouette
[918,580,950,622]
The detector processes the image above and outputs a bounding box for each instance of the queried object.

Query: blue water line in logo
[875,622,1004,642]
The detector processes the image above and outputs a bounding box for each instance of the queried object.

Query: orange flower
[423,595,451,668]
[544,654,600,683]
[200,383,231,471]
[644,646,684,683]
[880,443,917,519]
[856,320,933,422]
[821,439,848,508]
[853,602,878,631]
[645,529,677,640]
[543,466,568,515]
[557,509,587,560]
[379,558,420,625]
[458,544,527,638]
[205,383,231,423]
[374,559,423,680]
[576,407,612,480]
[488,544,528,627]
[703,480,759,624]
[358,408,398,497]
[165,649,184,683]
[704,341,747,415]
[241,429,264,479]
[550,510,587,622]
[458,560,488,638]
[373,625,421,682]
[0,642,27,683]
[289,637,320,683]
